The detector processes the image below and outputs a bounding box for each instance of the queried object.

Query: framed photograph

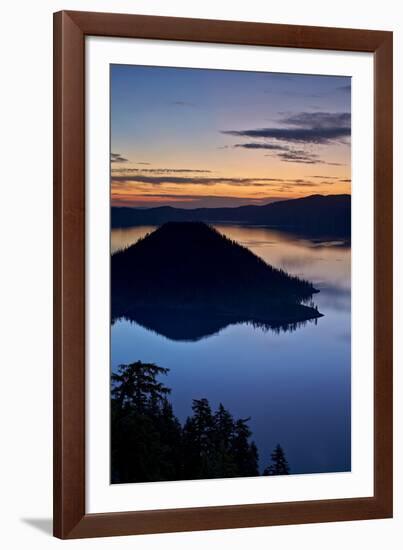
[53,11,393,539]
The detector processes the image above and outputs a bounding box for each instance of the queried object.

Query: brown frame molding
[53,10,393,539]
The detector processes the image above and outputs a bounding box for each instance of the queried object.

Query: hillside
[111,222,322,339]
[111,194,351,235]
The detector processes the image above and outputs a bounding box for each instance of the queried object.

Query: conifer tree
[263,444,290,476]
[111,361,264,483]
[111,361,181,483]
[231,418,259,477]
[183,398,215,479]
[212,403,237,477]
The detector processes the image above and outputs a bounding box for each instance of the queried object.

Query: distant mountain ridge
[112,222,322,340]
[111,194,351,236]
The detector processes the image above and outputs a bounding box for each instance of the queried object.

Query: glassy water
[111,224,351,475]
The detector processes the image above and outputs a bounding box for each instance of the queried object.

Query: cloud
[278,150,321,164]
[222,111,351,144]
[274,149,343,166]
[311,175,340,179]
[222,111,350,165]
[233,143,289,151]
[136,162,151,165]
[111,152,129,163]
[233,142,343,166]
[281,111,350,129]
[112,175,281,186]
[112,168,213,175]
[223,126,349,144]
[112,174,330,190]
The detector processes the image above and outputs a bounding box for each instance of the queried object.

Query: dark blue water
[111,225,351,475]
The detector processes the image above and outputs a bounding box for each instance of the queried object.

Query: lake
[111,224,351,475]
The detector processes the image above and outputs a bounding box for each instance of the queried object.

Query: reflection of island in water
[111,222,322,340]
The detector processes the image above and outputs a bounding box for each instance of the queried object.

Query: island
[111,222,323,340]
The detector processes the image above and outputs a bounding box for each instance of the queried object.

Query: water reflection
[113,311,320,342]
[111,225,157,254]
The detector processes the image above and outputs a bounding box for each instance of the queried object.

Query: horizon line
[111,192,351,210]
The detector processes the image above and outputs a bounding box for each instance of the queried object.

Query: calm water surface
[111,224,351,475]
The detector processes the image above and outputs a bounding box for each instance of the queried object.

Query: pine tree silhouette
[111,361,181,483]
[231,418,259,477]
[183,398,215,479]
[263,444,290,476]
[112,361,264,483]
[212,403,238,477]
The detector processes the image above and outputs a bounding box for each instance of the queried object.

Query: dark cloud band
[112,175,281,186]
[233,143,289,151]
[112,168,213,175]
[111,152,128,163]
[223,126,350,144]
[222,111,351,145]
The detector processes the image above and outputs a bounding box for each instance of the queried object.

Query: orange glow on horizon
[111,168,351,208]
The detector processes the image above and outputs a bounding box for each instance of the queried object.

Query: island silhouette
[111,222,322,340]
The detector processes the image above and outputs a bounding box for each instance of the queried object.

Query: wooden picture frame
[53,10,393,539]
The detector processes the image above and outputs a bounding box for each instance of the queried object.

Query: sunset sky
[111,65,351,209]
